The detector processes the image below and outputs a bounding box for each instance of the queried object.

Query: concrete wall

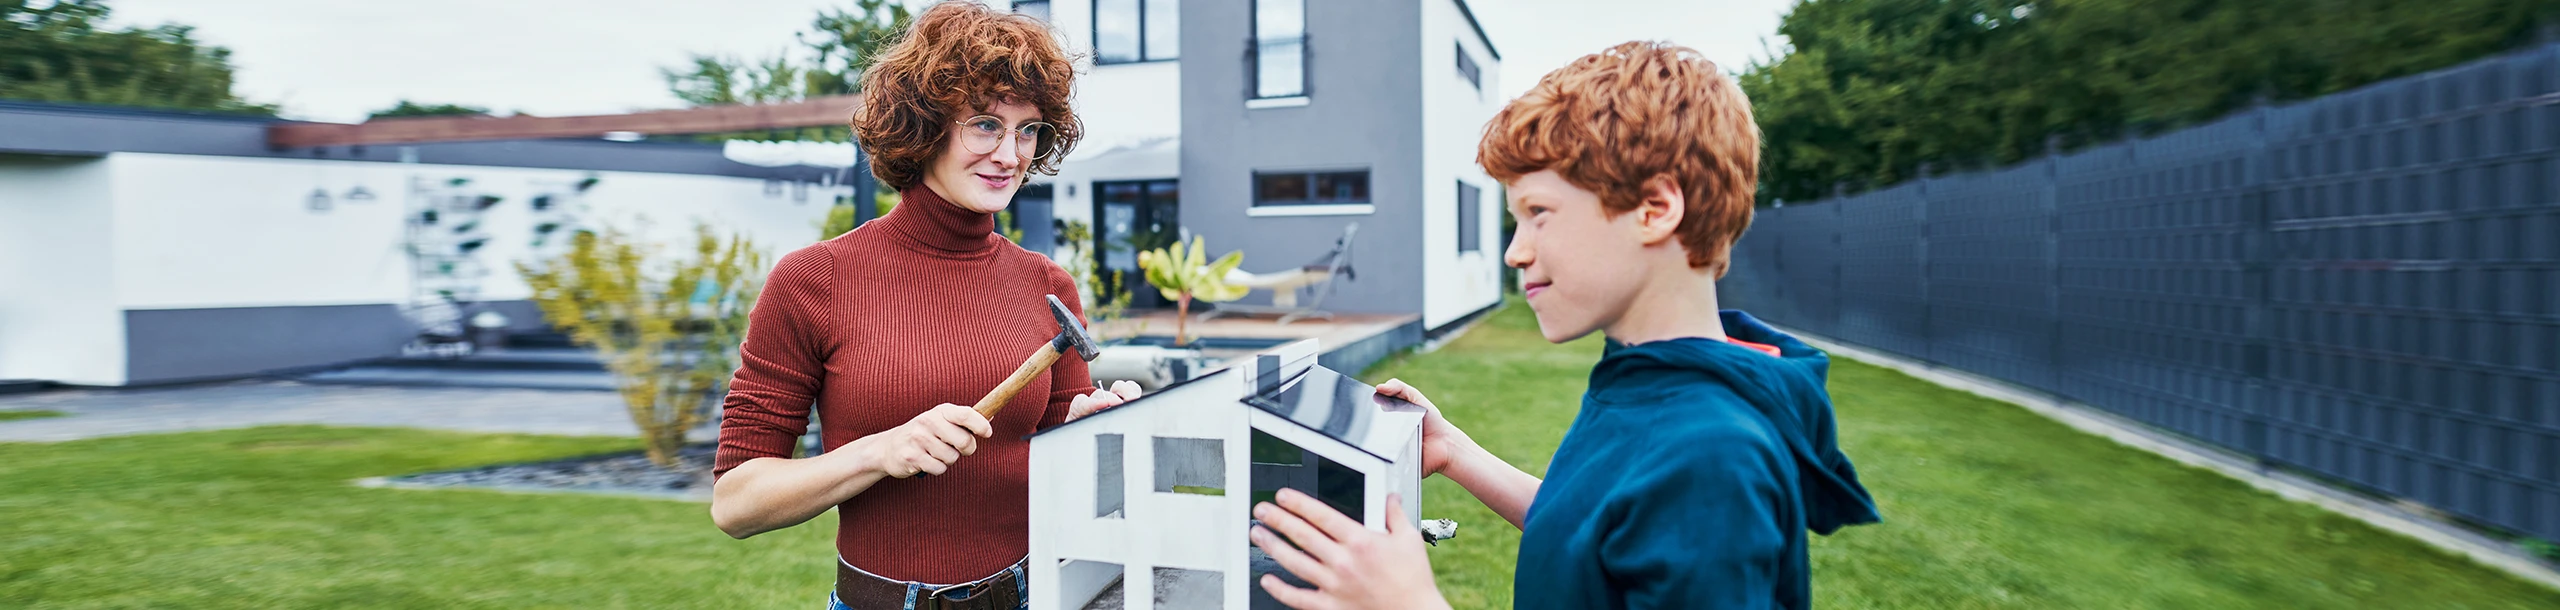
[0,151,835,385]
[1022,0,1185,258]
[1179,0,1427,318]
[1418,0,1506,328]
[0,156,125,385]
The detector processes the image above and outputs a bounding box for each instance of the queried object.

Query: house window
[1012,0,1050,22]
[1458,181,1482,253]
[1094,0,1177,64]
[1096,433,1124,518]
[1251,0,1307,99]
[1153,437,1225,496]
[1455,42,1481,91]
[1254,170,1368,207]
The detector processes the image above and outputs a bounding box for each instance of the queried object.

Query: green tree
[368,100,489,120]
[1743,0,2560,205]
[800,0,916,96]
[658,1,914,143]
[0,0,272,114]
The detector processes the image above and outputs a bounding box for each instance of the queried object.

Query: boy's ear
[1635,174,1686,246]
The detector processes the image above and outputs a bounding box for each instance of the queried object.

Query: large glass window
[1254,170,1369,207]
[1095,0,1177,64]
[1252,0,1306,98]
[1093,178,1180,304]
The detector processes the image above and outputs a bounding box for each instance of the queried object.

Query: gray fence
[1720,44,2560,542]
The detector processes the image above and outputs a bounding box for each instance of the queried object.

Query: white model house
[1026,339,1425,609]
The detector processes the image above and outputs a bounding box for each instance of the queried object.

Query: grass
[0,409,62,422]
[1363,299,2560,609]
[0,426,836,608]
[1,299,2553,608]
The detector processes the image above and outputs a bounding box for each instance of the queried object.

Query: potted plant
[1137,236,1246,347]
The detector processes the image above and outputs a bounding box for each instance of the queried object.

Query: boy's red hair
[1478,41,1758,274]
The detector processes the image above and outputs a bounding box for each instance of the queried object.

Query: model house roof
[1029,361,1424,462]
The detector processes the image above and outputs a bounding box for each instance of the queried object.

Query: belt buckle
[929,580,980,604]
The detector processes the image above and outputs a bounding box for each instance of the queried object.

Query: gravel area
[376,442,717,500]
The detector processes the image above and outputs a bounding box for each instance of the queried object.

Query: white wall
[0,157,125,385]
[1033,0,1184,237]
[1418,0,1506,328]
[107,153,835,311]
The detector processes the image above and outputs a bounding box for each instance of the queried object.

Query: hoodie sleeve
[1598,428,1790,609]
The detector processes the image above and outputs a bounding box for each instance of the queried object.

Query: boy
[1246,41,1881,609]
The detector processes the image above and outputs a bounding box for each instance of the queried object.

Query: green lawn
[2,300,2554,608]
[1369,300,2560,609]
[0,409,62,422]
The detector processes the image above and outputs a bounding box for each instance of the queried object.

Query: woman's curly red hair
[855,1,1082,191]
[1478,41,1758,274]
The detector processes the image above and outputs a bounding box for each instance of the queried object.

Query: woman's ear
[1635,174,1686,246]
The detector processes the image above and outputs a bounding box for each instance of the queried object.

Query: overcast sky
[106,0,1797,123]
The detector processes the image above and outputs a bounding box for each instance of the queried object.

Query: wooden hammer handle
[974,342,1064,419]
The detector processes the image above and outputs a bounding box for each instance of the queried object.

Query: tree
[369,100,490,120]
[0,0,273,114]
[1742,0,2560,205]
[518,224,764,469]
[658,1,915,142]
[800,0,916,96]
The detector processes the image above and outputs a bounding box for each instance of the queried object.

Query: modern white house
[1026,339,1425,609]
[1007,0,1507,330]
[0,101,841,386]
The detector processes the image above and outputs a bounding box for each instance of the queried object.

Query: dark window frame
[1458,180,1482,252]
[1253,169,1371,207]
[1246,0,1310,100]
[1094,0,1177,65]
[1454,42,1481,91]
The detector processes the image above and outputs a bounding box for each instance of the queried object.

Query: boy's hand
[1251,491,1450,610]
[1378,379,1472,478]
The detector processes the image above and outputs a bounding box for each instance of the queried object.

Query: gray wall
[1721,44,2560,542]
[124,304,417,384]
[1179,0,1425,316]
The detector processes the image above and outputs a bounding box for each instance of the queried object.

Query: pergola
[264,94,865,147]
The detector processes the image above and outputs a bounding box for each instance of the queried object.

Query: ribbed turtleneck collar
[878,186,998,256]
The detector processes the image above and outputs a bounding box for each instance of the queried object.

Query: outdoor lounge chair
[1197,223,1358,325]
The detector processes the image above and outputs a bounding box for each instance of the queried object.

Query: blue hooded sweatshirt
[1514,311,1881,609]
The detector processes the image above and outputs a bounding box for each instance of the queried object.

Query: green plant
[517,223,764,468]
[1057,219,1134,339]
[1137,236,1245,346]
[819,203,858,240]
[2526,538,2560,563]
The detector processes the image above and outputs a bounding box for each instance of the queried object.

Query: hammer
[972,294,1104,419]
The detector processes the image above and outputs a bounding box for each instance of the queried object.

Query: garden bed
[367,442,715,501]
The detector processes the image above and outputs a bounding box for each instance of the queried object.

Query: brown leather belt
[834,558,1026,610]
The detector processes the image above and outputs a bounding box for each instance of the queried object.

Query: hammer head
[1047,294,1102,361]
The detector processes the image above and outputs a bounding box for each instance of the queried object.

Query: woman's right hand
[856,403,992,479]
[1377,378,1475,479]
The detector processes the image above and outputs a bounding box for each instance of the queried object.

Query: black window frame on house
[1457,181,1482,253]
[1093,0,1178,65]
[1254,169,1370,207]
[1247,0,1309,99]
[1093,178,1180,305]
[1011,0,1051,22]
[1454,42,1481,91]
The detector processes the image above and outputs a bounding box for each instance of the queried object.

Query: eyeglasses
[954,115,1059,161]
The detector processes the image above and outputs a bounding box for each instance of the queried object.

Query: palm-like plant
[1138,237,1246,346]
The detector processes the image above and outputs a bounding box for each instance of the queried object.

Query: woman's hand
[1066,380,1143,422]
[856,403,991,478]
[1250,490,1450,610]
[1377,379,1475,479]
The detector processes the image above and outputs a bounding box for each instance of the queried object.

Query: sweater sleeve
[713,245,837,478]
[1036,263,1099,431]
[1599,426,1789,610]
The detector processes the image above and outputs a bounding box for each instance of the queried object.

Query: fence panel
[1722,44,2560,541]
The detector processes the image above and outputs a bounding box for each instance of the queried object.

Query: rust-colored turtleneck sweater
[714,186,1095,584]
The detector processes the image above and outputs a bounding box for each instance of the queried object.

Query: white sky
[106,0,1796,123]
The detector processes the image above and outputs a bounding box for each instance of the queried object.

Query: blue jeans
[825,562,1028,610]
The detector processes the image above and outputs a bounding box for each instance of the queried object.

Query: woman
[708,3,1138,608]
